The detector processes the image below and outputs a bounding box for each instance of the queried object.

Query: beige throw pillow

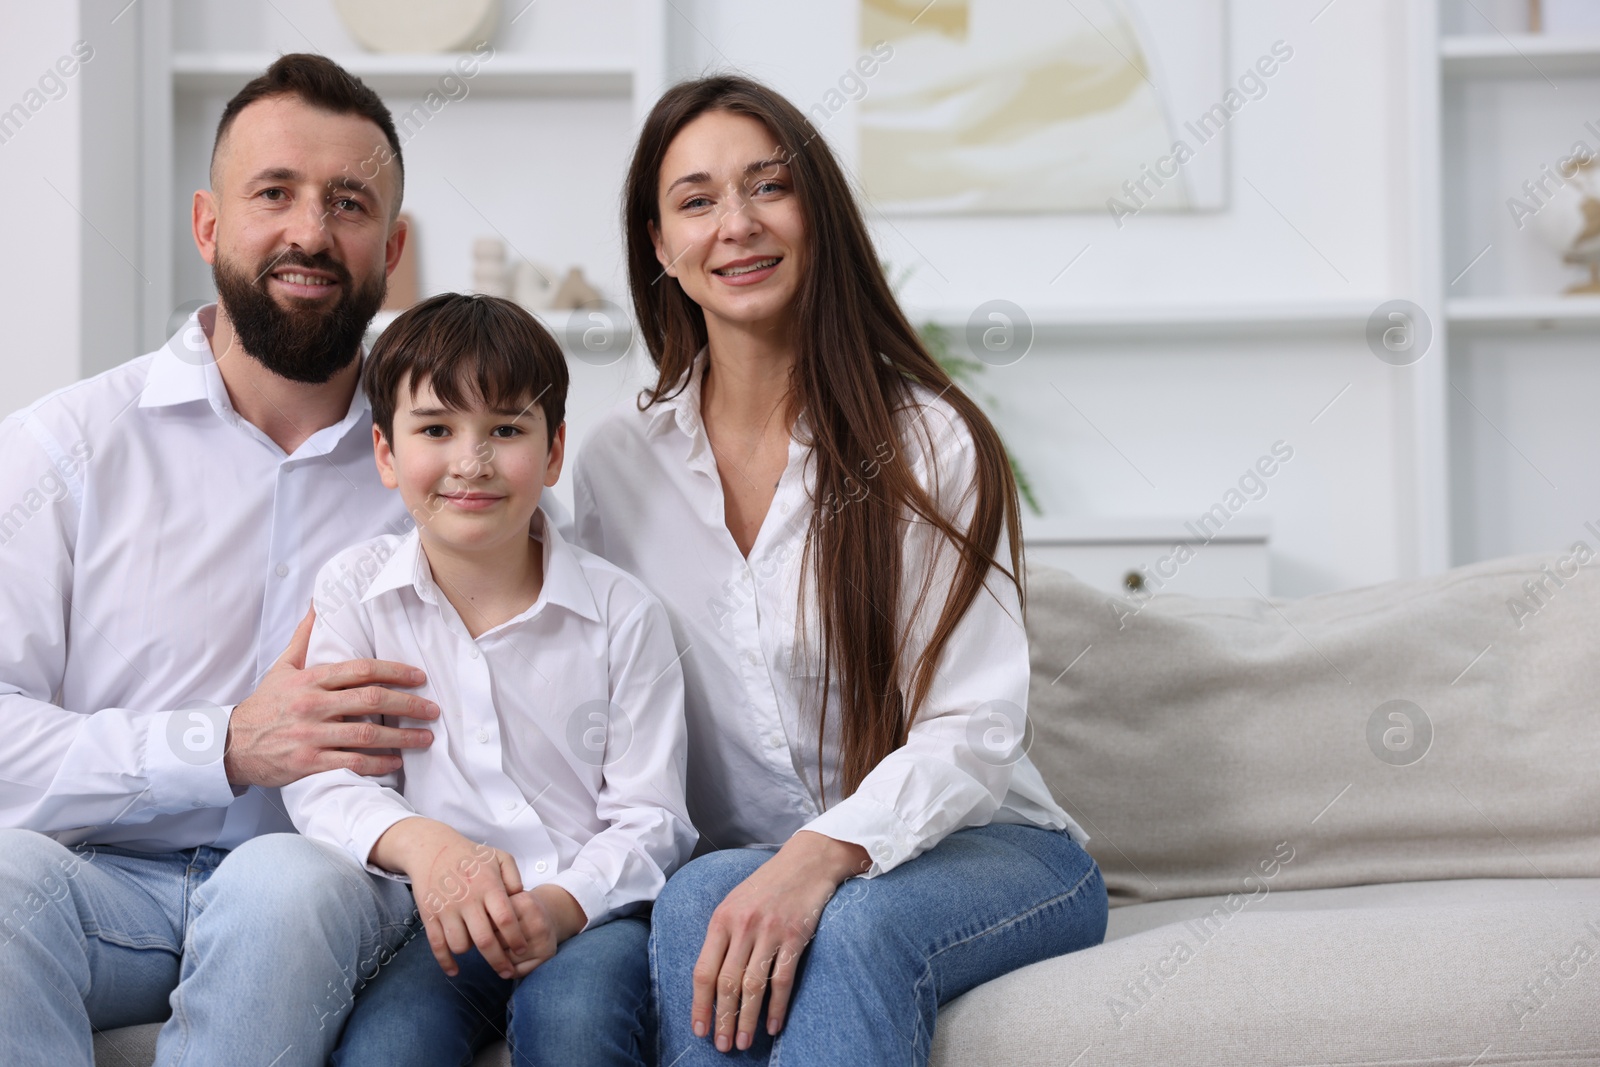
[1022,550,1600,905]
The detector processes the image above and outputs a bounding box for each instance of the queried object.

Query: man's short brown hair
[365,293,568,446]
[212,53,404,203]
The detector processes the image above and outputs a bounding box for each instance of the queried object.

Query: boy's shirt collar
[360,505,600,624]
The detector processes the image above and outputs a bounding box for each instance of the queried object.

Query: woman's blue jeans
[333,913,654,1067]
[650,823,1108,1066]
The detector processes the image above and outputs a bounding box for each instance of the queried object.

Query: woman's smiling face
[650,110,807,336]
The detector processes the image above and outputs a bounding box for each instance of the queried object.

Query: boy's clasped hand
[371,817,586,981]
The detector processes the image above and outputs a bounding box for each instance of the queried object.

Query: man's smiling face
[196,93,405,383]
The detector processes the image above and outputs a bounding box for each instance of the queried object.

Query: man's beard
[212,249,386,384]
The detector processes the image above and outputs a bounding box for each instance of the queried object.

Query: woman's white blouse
[574,353,1086,877]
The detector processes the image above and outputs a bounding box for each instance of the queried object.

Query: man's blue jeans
[0,829,415,1067]
[650,823,1108,1067]
[333,914,653,1067]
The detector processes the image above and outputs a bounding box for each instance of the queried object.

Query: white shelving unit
[170,52,636,98]
[1440,33,1600,77]
[927,301,1378,343]
[134,0,668,519]
[1447,295,1600,334]
[1437,3,1600,565]
[137,0,668,352]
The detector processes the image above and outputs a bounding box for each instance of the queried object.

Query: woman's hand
[692,830,870,1052]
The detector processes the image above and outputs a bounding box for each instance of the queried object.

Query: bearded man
[0,54,472,1066]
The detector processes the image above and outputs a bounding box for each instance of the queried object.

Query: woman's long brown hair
[623,75,1025,798]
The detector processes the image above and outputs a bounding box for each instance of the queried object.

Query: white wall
[78,0,143,380]
[0,2,85,415]
[0,0,146,412]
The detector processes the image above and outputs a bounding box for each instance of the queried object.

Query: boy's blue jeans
[332,914,653,1067]
[0,829,415,1067]
[650,823,1108,1067]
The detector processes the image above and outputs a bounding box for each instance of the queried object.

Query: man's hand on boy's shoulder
[372,817,531,980]
[225,605,442,788]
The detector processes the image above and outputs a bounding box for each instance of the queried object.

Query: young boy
[280,293,696,1067]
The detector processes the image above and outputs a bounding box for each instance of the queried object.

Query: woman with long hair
[574,74,1107,1064]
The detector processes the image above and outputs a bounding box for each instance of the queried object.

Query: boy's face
[374,372,564,554]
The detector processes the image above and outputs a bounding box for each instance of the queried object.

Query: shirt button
[534,860,548,874]
[767,733,784,749]
[469,646,480,659]
[779,503,790,514]
[476,729,489,743]
[274,563,289,578]
[503,799,517,812]
[745,650,760,666]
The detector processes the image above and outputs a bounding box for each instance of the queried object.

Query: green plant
[885,264,1042,515]
[914,320,1043,516]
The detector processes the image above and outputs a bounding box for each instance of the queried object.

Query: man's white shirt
[280,511,695,928]
[573,350,1087,878]
[0,306,572,852]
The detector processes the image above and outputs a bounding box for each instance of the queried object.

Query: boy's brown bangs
[366,293,568,442]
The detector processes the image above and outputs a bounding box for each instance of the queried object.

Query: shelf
[922,300,1379,342]
[366,306,622,349]
[1446,296,1600,334]
[1023,515,1270,546]
[1440,34,1600,77]
[172,52,633,98]
[381,301,1384,349]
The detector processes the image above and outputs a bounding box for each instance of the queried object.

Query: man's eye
[260,188,286,201]
[334,197,363,214]
[491,426,522,438]
[421,426,449,438]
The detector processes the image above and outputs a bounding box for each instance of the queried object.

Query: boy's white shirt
[279,509,696,931]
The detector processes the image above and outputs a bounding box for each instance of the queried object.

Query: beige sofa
[95,551,1600,1065]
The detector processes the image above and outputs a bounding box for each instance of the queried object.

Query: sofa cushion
[931,878,1600,1067]
[101,882,1600,1066]
[1022,552,1600,906]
